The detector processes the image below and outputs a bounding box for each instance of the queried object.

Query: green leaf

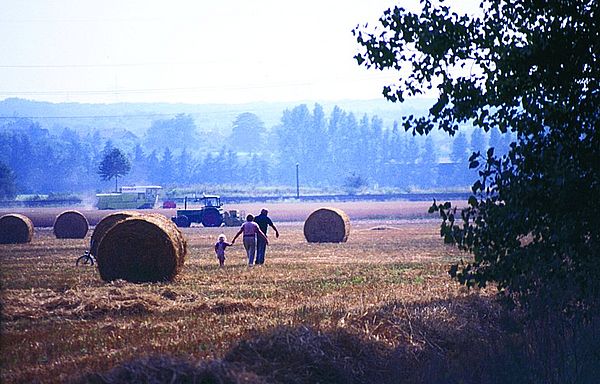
[468,195,478,206]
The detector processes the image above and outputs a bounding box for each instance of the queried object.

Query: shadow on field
[74,295,600,384]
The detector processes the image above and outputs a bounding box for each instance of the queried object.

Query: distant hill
[0,97,433,137]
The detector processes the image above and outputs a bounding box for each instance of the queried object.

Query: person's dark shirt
[253,213,273,235]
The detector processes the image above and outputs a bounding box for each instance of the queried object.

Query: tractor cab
[200,195,222,208]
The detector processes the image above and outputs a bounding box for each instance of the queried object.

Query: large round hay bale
[96,214,187,283]
[53,210,89,239]
[0,214,34,244]
[303,207,350,243]
[90,211,141,256]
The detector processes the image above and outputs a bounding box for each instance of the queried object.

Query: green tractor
[171,195,244,228]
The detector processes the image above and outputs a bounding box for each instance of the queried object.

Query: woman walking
[232,214,268,266]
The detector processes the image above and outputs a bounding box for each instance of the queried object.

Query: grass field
[1,202,596,383]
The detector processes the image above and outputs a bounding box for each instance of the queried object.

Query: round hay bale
[53,210,89,239]
[96,214,187,283]
[0,214,34,244]
[303,207,350,243]
[90,211,141,256]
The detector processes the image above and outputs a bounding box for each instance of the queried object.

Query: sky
[0,0,478,105]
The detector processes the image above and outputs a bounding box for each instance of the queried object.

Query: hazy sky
[0,0,478,105]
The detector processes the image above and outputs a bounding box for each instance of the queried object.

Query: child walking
[214,234,232,267]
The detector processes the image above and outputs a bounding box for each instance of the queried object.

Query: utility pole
[296,163,300,199]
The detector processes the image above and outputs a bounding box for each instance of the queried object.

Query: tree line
[0,104,513,198]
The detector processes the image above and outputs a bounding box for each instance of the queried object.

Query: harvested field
[2,201,595,383]
[0,205,454,382]
[0,200,465,227]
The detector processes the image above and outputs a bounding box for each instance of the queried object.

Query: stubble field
[1,201,513,383]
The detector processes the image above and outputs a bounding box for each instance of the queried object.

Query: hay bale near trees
[53,210,89,239]
[0,213,34,244]
[303,208,350,243]
[90,211,141,256]
[96,214,187,283]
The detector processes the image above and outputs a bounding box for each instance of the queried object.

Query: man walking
[253,208,279,265]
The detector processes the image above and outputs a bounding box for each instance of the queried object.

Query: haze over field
[0,0,478,105]
[0,0,496,197]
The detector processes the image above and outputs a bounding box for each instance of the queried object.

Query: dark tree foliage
[354,0,600,312]
[98,147,131,192]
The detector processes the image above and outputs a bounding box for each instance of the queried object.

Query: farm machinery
[96,185,162,210]
[171,194,244,227]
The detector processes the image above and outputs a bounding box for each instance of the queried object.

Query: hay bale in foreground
[53,210,89,239]
[0,214,34,244]
[303,207,350,243]
[96,215,187,283]
[90,211,141,256]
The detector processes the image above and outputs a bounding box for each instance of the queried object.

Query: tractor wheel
[173,215,190,228]
[201,209,223,227]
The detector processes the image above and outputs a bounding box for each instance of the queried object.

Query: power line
[0,104,305,120]
[0,82,318,96]
[0,113,178,120]
[0,98,398,121]
[0,63,178,68]
[0,73,396,97]
[0,61,220,68]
